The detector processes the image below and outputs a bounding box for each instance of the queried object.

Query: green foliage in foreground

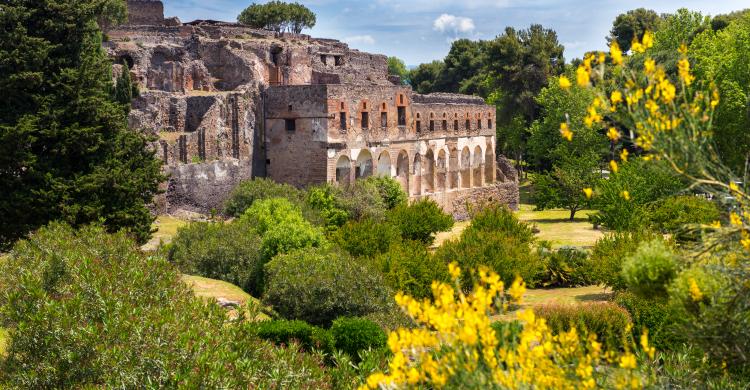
[330,317,387,361]
[537,246,597,288]
[0,223,331,388]
[589,231,664,291]
[255,320,333,354]
[536,302,633,350]
[0,0,163,248]
[387,199,453,245]
[621,240,679,298]
[370,240,449,299]
[263,247,391,327]
[224,178,302,217]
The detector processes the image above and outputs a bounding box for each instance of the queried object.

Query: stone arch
[412,154,422,196]
[336,155,352,186]
[473,145,484,187]
[396,150,410,193]
[460,146,471,188]
[485,142,495,184]
[355,149,374,179]
[436,149,447,192]
[448,147,459,189]
[377,150,392,177]
[423,149,435,193]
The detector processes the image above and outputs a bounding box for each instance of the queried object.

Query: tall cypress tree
[0,0,163,248]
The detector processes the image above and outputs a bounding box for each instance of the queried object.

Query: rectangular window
[478,119,482,129]
[488,119,493,129]
[466,120,471,130]
[397,107,406,126]
[340,112,347,131]
[361,111,369,129]
[416,120,421,133]
[285,119,296,132]
[429,120,435,132]
[454,120,459,131]
[334,56,343,66]
[442,120,447,131]
[381,112,387,128]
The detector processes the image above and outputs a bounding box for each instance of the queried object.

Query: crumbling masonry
[107,0,519,217]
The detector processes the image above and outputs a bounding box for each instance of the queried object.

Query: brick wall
[127,0,164,26]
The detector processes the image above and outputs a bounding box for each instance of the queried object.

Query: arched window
[356,150,374,178]
[336,155,351,185]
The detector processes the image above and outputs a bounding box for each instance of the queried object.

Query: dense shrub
[224,178,302,217]
[387,199,453,244]
[370,240,448,299]
[621,240,679,297]
[306,184,350,230]
[242,198,326,262]
[0,223,331,388]
[647,195,721,234]
[363,176,408,210]
[591,160,684,231]
[589,231,662,291]
[333,219,400,258]
[614,292,679,350]
[168,221,263,296]
[538,246,597,288]
[263,247,391,327]
[536,303,633,349]
[330,317,387,360]
[337,179,389,221]
[255,320,333,353]
[469,204,535,243]
[436,228,543,290]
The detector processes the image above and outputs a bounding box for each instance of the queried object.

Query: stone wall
[165,159,252,213]
[127,0,164,26]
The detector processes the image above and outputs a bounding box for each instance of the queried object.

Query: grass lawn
[141,215,189,251]
[182,275,269,321]
[516,204,603,248]
[432,221,470,248]
[493,285,612,321]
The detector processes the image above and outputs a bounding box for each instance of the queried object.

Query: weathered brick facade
[109,1,519,214]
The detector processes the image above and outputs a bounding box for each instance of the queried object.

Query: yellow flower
[448,262,461,279]
[678,43,688,55]
[607,127,621,142]
[689,278,704,302]
[658,79,676,103]
[644,58,656,75]
[711,89,720,108]
[611,90,623,105]
[576,65,590,87]
[609,160,619,173]
[710,220,721,228]
[610,41,623,65]
[619,353,637,369]
[640,330,656,360]
[583,188,593,199]
[560,122,573,141]
[631,39,645,54]
[729,181,740,192]
[559,75,572,89]
[620,149,629,162]
[730,212,743,227]
[678,58,694,86]
[642,31,654,49]
[406,368,420,384]
[620,190,631,201]
[508,276,526,303]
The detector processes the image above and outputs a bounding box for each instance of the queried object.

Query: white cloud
[433,14,475,34]
[343,35,376,45]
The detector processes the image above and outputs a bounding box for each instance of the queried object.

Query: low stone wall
[415,181,520,221]
[164,159,252,213]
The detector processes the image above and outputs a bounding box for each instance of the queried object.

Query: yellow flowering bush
[562,31,750,372]
[362,264,653,389]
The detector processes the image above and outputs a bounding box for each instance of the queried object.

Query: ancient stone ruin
[106,0,519,217]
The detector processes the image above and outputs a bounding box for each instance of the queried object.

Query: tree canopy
[0,0,163,248]
[237,1,316,34]
[608,8,662,53]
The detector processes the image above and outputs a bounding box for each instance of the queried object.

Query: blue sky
[164,1,748,66]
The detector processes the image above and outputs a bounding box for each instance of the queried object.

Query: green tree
[485,24,565,168]
[237,1,316,33]
[0,0,163,248]
[608,8,661,53]
[532,154,600,221]
[408,60,445,94]
[438,39,488,96]
[387,56,409,84]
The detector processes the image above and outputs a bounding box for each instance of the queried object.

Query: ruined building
[106,0,519,217]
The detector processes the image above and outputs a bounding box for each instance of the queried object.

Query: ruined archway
[473,145,483,187]
[460,146,471,189]
[485,142,495,184]
[336,155,352,185]
[397,150,410,193]
[355,149,373,179]
[377,150,392,177]
[449,147,459,189]
[423,149,435,193]
[412,154,422,196]
[436,149,447,192]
